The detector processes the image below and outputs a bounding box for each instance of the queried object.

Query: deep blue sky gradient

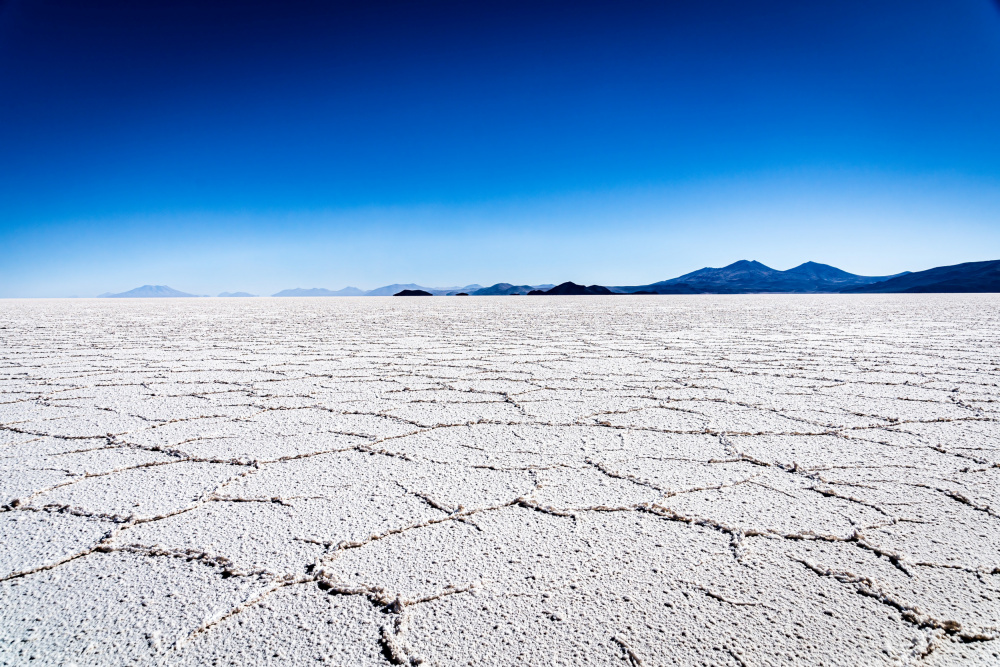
[2,0,999,296]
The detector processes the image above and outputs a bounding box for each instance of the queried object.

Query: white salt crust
[1,294,999,665]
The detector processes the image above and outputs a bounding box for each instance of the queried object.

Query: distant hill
[394,289,432,296]
[364,284,429,296]
[440,285,483,296]
[615,260,901,294]
[272,284,483,296]
[472,283,554,295]
[272,287,365,297]
[375,284,482,296]
[92,261,1000,301]
[535,282,614,295]
[99,285,197,298]
[843,260,1000,293]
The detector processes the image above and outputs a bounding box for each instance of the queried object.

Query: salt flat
[1,295,999,666]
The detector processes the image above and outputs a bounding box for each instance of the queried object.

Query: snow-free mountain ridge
[97,259,1000,298]
[471,283,555,295]
[613,260,905,294]
[844,259,1000,293]
[274,284,482,297]
[99,285,198,298]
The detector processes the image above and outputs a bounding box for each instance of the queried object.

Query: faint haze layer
[1,0,999,297]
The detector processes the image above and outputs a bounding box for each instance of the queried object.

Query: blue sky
[2,0,999,296]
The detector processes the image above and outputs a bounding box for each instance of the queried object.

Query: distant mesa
[537,282,614,295]
[842,259,1000,293]
[218,292,256,297]
[455,292,469,296]
[394,289,432,296]
[99,285,197,298]
[527,290,545,295]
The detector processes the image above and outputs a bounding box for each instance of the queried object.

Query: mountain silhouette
[99,285,197,298]
[616,260,900,294]
[783,261,866,282]
[365,284,430,296]
[472,283,554,295]
[273,284,481,296]
[537,282,614,295]
[843,259,1000,293]
[136,259,997,302]
[365,284,482,296]
[441,285,483,295]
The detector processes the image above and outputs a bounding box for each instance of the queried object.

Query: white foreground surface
[2,295,999,666]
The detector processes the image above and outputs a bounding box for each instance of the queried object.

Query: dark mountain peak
[471,283,551,295]
[394,289,432,296]
[619,259,900,294]
[725,259,773,271]
[666,260,779,285]
[788,260,829,271]
[784,261,857,280]
[724,260,778,274]
[542,282,614,295]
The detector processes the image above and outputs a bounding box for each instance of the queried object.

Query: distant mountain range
[273,284,482,297]
[95,259,1000,298]
[613,260,904,294]
[532,282,614,295]
[843,259,1000,293]
[366,284,483,296]
[98,285,199,298]
[470,283,555,295]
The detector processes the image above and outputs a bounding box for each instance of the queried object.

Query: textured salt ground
[1,295,999,666]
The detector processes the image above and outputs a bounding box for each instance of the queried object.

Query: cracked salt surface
[1,295,999,666]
